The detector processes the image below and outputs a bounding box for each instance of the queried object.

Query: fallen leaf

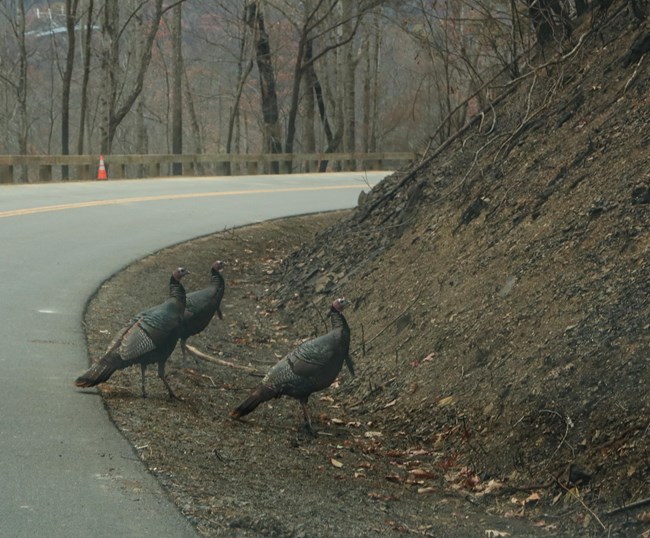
[479,479,504,495]
[485,531,510,538]
[409,468,437,479]
[417,487,436,494]
[437,396,455,407]
[524,492,542,505]
[383,399,398,408]
[364,431,383,438]
[407,449,430,457]
[330,458,343,468]
[367,492,397,502]
[330,418,345,425]
[385,474,403,483]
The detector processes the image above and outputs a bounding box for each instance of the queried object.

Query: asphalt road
[0,172,388,537]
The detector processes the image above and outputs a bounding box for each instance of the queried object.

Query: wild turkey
[74,267,190,399]
[230,297,354,433]
[179,260,225,363]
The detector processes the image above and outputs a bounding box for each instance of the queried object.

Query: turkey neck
[330,307,350,341]
[210,268,225,295]
[169,275,187,308]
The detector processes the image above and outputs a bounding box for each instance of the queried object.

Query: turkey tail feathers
[74,354,124,388]
[230,385,276,418]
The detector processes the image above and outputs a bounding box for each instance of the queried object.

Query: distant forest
[0,0,643,159]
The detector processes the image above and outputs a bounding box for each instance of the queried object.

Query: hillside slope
[273,7,649,519]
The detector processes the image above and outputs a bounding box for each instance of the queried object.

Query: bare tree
[246,1,282,171]
[280,0,375,168]
[0,1,29,159]
[77,0,95,155]
[62,0,80,179]
[98,0,173,154]
[171,1,183,174]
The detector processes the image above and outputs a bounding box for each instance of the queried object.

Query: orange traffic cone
[97,154,107,180]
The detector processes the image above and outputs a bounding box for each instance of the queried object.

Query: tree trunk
[226,10,255,162]
[342,0,356,170]
[306,44,339,172]
[303,39,317,172]
[574,0,589,16]
[171,2,183,176]
[283,35,305,158]
[62,0,79,179]
[77,0,94,155]
[15,0,28,181]
[246,2,282,173]
[527,0,571,48]
[184,68,204,169]
[99,0,119,155]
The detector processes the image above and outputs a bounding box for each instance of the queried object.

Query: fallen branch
[539,409,574,462]
[605,496,650,517]
[623,55,645,93]
[557,478,606,531]
[185,344,262,374]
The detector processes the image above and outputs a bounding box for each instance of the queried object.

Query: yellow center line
[0,184,364,219]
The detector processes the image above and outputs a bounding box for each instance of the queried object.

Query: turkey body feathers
[74,267,188,398]
[180,261,225,341]
[230,298,352,430]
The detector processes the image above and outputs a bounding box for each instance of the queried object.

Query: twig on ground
[557,478,607,531]
[623,55,645,93]
[540,409,575,463]
[186,344,262,374]
[605,496,650,517]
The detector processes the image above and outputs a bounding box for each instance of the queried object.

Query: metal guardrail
[0,152,415,183]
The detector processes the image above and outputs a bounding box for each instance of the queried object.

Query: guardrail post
[76,165,91,180]
[39,164,52,182]
[217,161,230,176]
[0,165,13,183]
[148,162,161,178]
[246,161,258,175]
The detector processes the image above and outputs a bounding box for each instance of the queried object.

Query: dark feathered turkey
[74,267,189,399]
[179,260,225,362]
[230,297,354,432]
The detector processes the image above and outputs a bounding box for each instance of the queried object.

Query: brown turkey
[74,267,189,399]
[230,297,354,433]
[179,259,225,363]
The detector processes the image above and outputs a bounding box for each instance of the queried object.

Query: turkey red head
[212,260,225,271]
[173,267,190,280]
[332,297,349,312]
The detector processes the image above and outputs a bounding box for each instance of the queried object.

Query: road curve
[0,172,388,537]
